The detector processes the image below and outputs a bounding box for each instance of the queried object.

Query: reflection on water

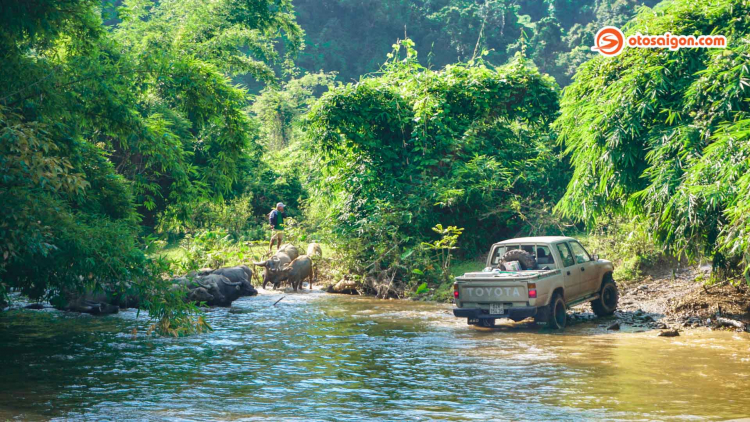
[1,292,749,420]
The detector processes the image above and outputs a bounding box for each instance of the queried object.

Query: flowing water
[1,291,749,421]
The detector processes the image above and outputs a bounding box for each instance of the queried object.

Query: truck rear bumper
[453,306,537,322]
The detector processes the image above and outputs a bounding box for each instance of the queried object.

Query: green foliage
[550,0,659,84]
[0,0,303,329]
[579,217,665,282]
[178,230,261,272]
[306,40,567,292]
[556,0,750,277]
[158,194,259,238]
[407,224,465,298]
[421,225,465,277]
[252,72,336,150]
[111,0,302,219]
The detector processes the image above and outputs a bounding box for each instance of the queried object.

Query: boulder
[328,279,359,294]
[606,322,621,331]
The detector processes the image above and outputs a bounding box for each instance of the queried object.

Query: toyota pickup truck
[452,236,617,329]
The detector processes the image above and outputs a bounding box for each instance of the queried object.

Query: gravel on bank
[570,265,750,333]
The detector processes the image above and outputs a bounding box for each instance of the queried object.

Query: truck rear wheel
[591,275,618,317]
[547,293,567,330]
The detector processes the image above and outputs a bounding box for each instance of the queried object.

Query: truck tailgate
[458,282,529,302]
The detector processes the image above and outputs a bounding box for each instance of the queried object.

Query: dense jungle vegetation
[2,0,749,329]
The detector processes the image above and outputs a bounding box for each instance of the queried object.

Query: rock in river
[658,329,680,337]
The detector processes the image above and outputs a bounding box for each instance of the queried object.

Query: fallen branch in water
[273,296,285,306]
[714,317,746,331]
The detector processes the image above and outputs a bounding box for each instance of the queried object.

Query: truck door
[568,241,597,295]
[554,242,582,300]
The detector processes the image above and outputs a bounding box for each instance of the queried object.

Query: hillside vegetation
[556,0,750,280]
[2,0,749,328]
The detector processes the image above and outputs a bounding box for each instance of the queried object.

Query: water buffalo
[306,243,322,258]
[253,251,293,289]
[279,244,299,260]
[211,265,257,297]
[173,273,243,307]
[55,293,121,315]
[278,255,316,291]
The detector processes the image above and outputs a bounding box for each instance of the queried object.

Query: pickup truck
[452,236,617,329]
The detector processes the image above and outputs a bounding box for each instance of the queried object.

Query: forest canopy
[2,0,749,320]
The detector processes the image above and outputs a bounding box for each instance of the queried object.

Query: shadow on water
[1,291,750,420]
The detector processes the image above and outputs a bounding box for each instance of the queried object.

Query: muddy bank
[325,264,750,334]
[570,265,750,333]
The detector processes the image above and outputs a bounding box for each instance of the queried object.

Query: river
[1,291,749,421]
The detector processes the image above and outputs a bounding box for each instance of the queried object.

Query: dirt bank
[570,265,750,332]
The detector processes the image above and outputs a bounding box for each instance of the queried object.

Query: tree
[292,0,654,88]
[555,0,750,276]
[0,0,303,324]
[252,72,336,150]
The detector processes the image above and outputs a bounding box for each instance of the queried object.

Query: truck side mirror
[592,252,599,261]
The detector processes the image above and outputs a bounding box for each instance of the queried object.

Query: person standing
[268,202,287,251]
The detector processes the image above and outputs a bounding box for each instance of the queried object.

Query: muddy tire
[500,249,537,270]
[591,275,618,317]
[547,293,567,330]
[533,306,549,325]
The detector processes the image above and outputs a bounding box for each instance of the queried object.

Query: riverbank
[324,261,750,334]
[568,265,750,333]
[150,236,750,335]
[11,237,743,336]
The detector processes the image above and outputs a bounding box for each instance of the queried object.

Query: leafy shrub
[177,230,268,273]
[305,40,567,293]
[158,194,260,238]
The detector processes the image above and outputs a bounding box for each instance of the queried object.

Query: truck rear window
[491,246,517,265]
[535,245,554,266]
[491,244,554,268]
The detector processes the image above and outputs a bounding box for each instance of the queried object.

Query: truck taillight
[453,283,459,299]
[528,283,537,299]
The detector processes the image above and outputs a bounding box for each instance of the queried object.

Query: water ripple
[1,293,750,420]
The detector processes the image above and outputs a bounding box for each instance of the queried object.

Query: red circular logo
[592,26,625,56]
